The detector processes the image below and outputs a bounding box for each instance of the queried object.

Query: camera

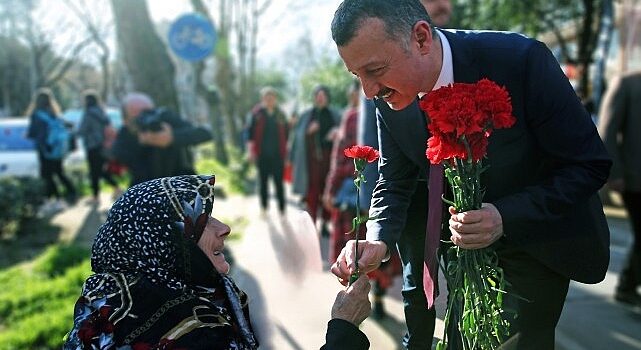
[135,109,164,132]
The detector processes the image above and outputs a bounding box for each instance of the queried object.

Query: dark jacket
[112,108,212,185]
[367,29,612,284]
[321,319,369,350]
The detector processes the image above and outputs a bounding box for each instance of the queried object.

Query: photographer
[112,92,212,186]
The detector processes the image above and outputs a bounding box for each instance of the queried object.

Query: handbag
[333,178,358,210]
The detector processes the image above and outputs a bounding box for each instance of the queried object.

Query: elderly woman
[64,175,258,349]
[64,175,371,350]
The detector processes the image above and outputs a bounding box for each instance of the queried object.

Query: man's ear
[413,21,433,54]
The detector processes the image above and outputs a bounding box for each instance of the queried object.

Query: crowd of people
[17,0,640,348]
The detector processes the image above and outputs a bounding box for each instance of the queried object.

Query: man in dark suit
[329,0,611,348]
[356,1,452,347]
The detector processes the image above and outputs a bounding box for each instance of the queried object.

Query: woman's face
[197,217,232,274]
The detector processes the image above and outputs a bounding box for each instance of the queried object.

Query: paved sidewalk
[220,194,445,350]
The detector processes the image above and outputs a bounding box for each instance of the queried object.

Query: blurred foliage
[0,244,91,350]
[451,0,591,37]
[449,0,608,97]
[299,57,355,109]
[0,177,46,238]
[0,36,32,116]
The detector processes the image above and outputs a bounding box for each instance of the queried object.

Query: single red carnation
[343,145,380,163]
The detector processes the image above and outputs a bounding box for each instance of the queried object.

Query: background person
[111,92,212,186]
[598,71,641,306]
[290,86,339,231]
[77,90,121,203]
[247,87,289,215]
[26,87,77,206]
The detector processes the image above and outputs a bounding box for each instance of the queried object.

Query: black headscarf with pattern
[64,175,258,350]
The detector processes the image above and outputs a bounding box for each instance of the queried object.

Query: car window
[0,124,35,151]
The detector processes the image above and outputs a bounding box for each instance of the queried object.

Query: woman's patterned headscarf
[87,175,216,293]
[67,175,258,349]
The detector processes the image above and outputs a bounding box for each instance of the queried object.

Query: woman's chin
[212,254,230,274]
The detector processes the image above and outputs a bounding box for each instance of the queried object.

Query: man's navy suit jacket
[367,29,612,284]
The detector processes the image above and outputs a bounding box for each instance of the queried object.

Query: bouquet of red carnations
[420,79,516,350]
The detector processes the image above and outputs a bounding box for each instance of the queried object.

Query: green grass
[195,144,250,196]
[0,244,91,350]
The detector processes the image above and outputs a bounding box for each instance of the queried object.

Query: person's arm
[492,42,611,242]
[321,275,371,350]
[246,111,258,161]
[597,74,627,190]
[325,111,359,202]
[111,127,140,166]
[27,113,49,155]
[161,110,212,147]
[332,105,420,282]
[366,106,419,251]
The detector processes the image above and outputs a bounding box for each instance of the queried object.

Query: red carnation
[421,79,515,164]
[343,145,380,163]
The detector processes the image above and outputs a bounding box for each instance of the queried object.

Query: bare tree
[63,0,113,101]
[111,0,179,112]
[190,0,229,164]
[23,8,92,90]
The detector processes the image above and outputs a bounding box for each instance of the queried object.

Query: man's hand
[331,274,371,326]
[138,122,174,147]
[331,240,388,286]
[448,203,503,249]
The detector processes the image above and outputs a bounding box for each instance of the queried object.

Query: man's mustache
[374,87,393,99]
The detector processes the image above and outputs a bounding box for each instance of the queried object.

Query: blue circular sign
[168,14,217,62]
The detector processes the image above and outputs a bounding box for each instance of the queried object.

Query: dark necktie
[423,163,444,308]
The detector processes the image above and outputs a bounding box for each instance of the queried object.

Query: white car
[0,118,39,177]
[0,117,85,178]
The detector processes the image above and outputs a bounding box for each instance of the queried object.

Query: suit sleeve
[320,319,369,350]
[162,110,212,147]
[365,107,419,250]
[597,75,626,181]
[493,42,611,239]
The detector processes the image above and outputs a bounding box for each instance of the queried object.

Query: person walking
[77,90,121,203]
[26,88,77,206]
[247,87,289,215]
[599,71,641,306]
[290,86,339,230]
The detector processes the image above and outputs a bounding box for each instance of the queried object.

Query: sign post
[168,14,217,62]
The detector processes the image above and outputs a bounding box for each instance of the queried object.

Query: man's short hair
[122,92,154,110]
[331,0,432,48]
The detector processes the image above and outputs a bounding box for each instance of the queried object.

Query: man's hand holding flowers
[448,203,504,249]
[331,240,389,286]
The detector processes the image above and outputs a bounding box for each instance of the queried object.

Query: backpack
[36,111,70,160]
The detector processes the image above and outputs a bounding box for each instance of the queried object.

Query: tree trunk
[190,0,229,165]
[110,0,179,112]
